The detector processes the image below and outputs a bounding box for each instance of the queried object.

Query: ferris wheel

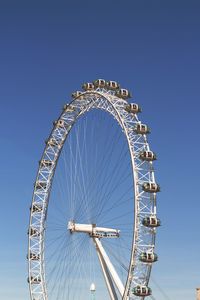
[28,79,160,300]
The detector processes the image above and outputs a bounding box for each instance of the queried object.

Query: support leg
[93,237,124,297]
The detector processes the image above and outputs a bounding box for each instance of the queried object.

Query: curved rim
[28,86,158,300]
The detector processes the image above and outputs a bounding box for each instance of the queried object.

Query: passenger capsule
[53,119,66,129]
[93,79,106,88]
[82,82,94,91]
[63,104,76,112]
[132,286,152,297]
[28,252,40,260]
[142,182,160,193]
[125,103,141,114]
[139,151,157,161]
[134,124,150,134]
[115,89,132,99]
[29,228,40,237]
[106,80,120,90]
[40,159,53,168]
[139,252,158,263]
[142,216,161,228]
[35,181,47,190]
[71,91,83,99]
[46,138,60,147]
[27,276,41,284]
[32,203,42,213]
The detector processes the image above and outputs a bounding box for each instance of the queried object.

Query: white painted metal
[96,247,118,300]
[94,237,124,297]
[28,83,159,300]
[68,221,121,298]
[68,221,120,236]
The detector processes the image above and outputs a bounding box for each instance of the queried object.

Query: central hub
[68,221,120,238]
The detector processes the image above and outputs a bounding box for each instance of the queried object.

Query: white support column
[93,237,124,297]
[96,247,118,300]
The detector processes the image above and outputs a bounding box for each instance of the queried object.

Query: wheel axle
[68,221,120,238]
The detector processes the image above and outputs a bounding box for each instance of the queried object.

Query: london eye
[28,79,160,300]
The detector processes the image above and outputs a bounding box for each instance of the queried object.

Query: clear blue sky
[0,1,200,299]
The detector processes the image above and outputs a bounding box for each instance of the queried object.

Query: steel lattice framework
[28,82,160,300]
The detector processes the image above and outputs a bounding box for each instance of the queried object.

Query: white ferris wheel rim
[28,83,159,300]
